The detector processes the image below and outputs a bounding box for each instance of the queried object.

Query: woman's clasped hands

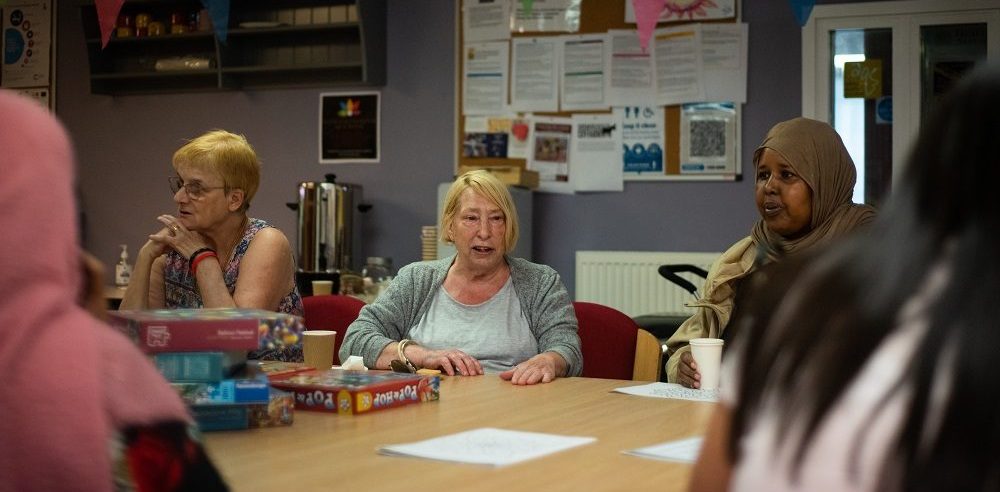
[147,214,207,260]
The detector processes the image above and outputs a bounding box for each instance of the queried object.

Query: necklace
[218,215,249,268]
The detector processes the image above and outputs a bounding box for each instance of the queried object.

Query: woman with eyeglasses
[119,129,303,361]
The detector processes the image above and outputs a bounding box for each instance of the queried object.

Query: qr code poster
[679,103,738,175]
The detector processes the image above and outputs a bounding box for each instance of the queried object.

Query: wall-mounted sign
[319,91,380,163]
[844,59,882,99]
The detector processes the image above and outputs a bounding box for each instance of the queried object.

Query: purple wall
[54,0,859,296]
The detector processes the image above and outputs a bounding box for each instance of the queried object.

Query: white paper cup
[311,280,333,296]
[303,330,336,370]
[689,338,724,390]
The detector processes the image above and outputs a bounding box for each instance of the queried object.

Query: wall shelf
[79,0,385,95]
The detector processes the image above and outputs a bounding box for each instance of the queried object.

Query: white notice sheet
[605,30,655,107]
[702,23,748,103]
[624,436,704,464]
[528,116,574,194]
[571,113,622,192]
[612,382,719,402]
[379,428,596,467]
[653,25,704,106]
[511,37,560,113]
[462,0,511,43]
[463,42,509,116]
[560,34,608,111]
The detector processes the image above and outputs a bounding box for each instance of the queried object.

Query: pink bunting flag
[632,0,666,53]
[95,0,124,48]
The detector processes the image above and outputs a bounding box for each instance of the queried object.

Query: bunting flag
[788,0,816,27]
[632,0,666,53]
[94,0,124,48]
[201,0,230,43]
[520,0,534,16]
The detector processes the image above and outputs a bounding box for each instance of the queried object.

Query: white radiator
[575,251,721,318]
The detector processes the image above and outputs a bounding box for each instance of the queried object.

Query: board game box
[269,369,439,415]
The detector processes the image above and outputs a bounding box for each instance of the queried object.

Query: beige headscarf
[750,117,876,261]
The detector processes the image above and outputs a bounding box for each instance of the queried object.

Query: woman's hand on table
[499,352,564,385]
[418,348,484,377]
[677,351,702,389]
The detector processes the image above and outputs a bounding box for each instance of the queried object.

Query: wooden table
[203,376,714,491]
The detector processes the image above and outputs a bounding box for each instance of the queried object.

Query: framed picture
[319,91,380,163]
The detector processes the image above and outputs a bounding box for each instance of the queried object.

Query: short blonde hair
[172,129,260,211]
[440,170,519,252]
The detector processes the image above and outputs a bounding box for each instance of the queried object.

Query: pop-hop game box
[269,369,440,415]
[109,308,304,353]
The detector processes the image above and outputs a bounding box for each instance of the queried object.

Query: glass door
[803,1,1000,205]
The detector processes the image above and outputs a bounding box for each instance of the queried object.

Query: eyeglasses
[168,176,227,199]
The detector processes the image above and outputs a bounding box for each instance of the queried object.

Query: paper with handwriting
[624,436,703,463]
[612,382,719,402]
[378,427,596,467]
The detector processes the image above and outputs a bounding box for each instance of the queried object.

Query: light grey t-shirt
[408,277,537,373]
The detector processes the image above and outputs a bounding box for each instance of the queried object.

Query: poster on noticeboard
[319,91,380,163]
[2,0,55,110]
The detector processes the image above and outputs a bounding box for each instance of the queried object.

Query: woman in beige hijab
[665,117,876,387]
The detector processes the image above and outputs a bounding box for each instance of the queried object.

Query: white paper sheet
[571,113,622,192]
[487,114,532,159]
[463,42,509,116]
[379,428,596,467]
[560,33,608,111]
[679,102,738,175]
[605,30,655,107]
[511,37,560,113]
[512,0,581,33]
[624,436,704,463]
[653,25,705,106]
[617,105,665,180]
[528,116,575,194]
[702,23,748,103]
[462,0,511,43]
[612,382,719,402]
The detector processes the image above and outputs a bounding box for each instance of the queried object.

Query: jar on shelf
[362,257,394,300]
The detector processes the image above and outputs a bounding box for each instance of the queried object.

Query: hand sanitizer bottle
[115,244,132,287]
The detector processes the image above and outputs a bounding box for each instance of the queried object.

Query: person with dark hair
[690,62,1000,491]
[0,90,227,491]
[665,117,876,387]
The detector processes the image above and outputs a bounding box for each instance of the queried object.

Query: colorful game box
[269,369,440,415]
[171,373,270,405]
[109,308,304,353]
[190,389,295,432]
[154,351,248,382]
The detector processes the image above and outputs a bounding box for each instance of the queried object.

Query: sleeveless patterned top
[163,217,303,361]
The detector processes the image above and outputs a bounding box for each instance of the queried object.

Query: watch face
[390,359,414,373]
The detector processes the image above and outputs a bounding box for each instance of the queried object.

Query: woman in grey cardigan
[340,170,582,385]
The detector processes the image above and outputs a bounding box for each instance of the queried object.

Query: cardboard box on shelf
[458,165,539,189]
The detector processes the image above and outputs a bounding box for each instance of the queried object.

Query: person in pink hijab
[0,91,227,491]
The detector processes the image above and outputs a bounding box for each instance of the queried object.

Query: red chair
[574,301,661,381]
[302,294,366,365]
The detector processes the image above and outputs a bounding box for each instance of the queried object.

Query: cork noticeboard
[454,0,742,182]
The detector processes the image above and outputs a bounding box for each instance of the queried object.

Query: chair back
[302,294,366,365]
[574,301,660,381]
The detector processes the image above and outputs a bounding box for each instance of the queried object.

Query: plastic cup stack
[421,226,438,262]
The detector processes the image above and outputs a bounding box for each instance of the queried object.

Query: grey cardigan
[339,255,583,376]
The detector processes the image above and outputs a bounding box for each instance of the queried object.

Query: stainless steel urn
[289,174,367,279]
